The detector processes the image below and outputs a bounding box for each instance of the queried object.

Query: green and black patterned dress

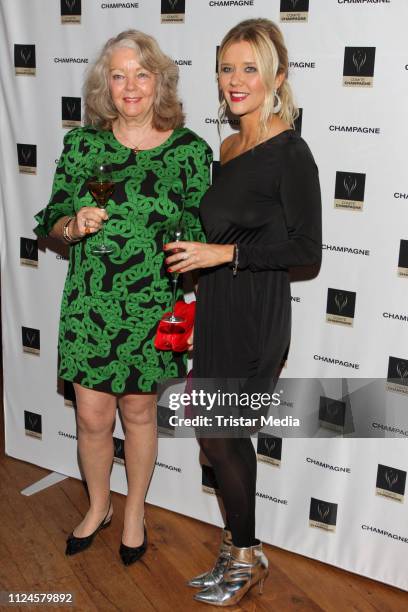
[34,126,212,394]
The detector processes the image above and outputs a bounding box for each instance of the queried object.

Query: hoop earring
[273,90,282,114]
[218,97,227,121]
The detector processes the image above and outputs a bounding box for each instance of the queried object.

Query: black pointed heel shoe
[119,524,147,566]
[65,502,112,556]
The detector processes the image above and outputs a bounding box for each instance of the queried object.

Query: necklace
[113,125,151,154]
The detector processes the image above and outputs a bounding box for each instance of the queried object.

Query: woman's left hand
[164,241,234,274]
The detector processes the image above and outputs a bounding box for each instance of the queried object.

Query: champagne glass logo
[343,175,357,198]
[352,50,367,74]
[326,403,339,419]
[20,47,32,65]
[385,469,398,489]
[66,101,76,117]
[21,148,32,164]
[26,331,36,346]
[317,503,330,521]
[264,438,276,454]
[290,0,300,8]
[25,242,34,257]
[396,362,408,381]
[28,414,38,430]
[335,293,348,313]
[168,0,179,9]
[64,0,77,11]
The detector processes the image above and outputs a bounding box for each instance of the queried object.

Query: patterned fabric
[34,126,212,393]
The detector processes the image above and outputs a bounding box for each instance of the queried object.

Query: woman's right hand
[70,207,109,239]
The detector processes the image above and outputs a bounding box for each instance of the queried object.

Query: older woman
[165,18,321,606]
[34,30,211,565]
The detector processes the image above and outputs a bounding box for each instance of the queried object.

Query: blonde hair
[218,18,298,137]
[83,30,184,130]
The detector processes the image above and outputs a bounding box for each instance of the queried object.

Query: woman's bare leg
[72,383,117,537]
[119,393,157,546]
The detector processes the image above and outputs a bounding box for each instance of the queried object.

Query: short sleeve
[183,137,212,243]
[238,139,322,271]
[33,128,85,237]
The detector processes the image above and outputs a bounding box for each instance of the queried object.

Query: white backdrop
[1,0,408,592]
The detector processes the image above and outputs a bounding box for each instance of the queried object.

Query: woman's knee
[76,408,115,435]
[120,394,156,428]
[74,386,116,434]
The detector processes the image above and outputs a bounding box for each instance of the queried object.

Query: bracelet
[62,216,80,244]
[232,243,239,276]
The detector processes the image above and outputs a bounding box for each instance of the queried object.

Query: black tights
[198,436,257,547]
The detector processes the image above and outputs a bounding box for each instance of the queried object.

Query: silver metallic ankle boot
[187,528,232,588]
[193,541,269,606]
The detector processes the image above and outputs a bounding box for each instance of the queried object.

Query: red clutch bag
[154,300,195,352]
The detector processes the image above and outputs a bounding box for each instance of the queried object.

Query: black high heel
[65,501,112,556]
[119,522,147,566]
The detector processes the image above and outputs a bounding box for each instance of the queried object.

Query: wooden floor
[1,414,408,611]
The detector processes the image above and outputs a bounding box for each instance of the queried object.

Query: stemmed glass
[87,160,115,255]
[162,221,186,324]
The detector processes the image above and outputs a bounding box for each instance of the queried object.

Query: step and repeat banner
[1,0,408,591]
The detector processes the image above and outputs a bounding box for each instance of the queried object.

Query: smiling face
[218,40,266,119]
[109,46,157,122]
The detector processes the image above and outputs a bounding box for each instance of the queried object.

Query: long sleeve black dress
[194,129,322,391]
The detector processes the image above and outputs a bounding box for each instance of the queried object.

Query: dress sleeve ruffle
[33,128,85,237]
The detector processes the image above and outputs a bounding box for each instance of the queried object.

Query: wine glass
[162,222,186,324]
[87,160,115,255]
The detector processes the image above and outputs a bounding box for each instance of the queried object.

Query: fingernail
[168,268,173,272]
[163,245,168,251]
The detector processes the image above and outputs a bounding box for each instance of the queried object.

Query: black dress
[193,130,321,405]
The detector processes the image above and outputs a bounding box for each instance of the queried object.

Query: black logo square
[161,0,185,22]
[294,108,302,136]
[257,434,282,466]
[20,237,38,266]
[14,44,36,73]
[61,0,81,16]
[24,410,42,438]
[343,47,376,87]
[326,288,356,326]
[376,464,406,501]
[202,464,219,493]
[113,436,125,464]
[62,97,82,127]
[17,144,37,174]
[22,326,40,354]
[319,396,346,430]
[215,45,220,73]
[334,171,366,211]
[398,239,408,276]
[387,356,408,393]
[280,0,309,22]
[309,497,337,531]
[343,47,376,78]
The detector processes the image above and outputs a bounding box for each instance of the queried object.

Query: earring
[273,90,282,114]
[218,97,227,121]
